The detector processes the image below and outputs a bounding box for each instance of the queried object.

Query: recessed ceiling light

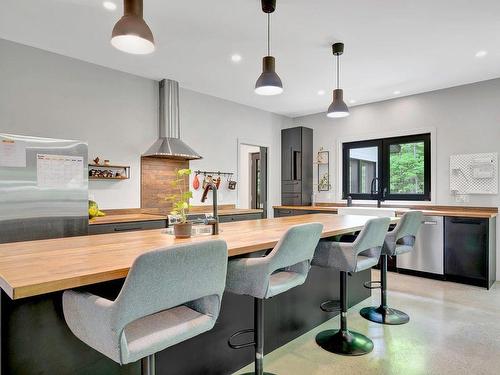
[317,90,325,96]
[475,50,488,58]
[231,54,242,63]
[393,90,401,95]
[349,99,356,104]
[103,1,117,11]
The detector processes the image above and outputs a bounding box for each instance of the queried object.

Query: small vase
[173,222,193,239]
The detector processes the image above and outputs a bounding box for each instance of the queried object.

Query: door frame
[237,138,271,218]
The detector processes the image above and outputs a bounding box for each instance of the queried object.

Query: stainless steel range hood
[143,79,202,160]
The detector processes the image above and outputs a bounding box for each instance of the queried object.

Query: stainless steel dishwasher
[396,215,444,276]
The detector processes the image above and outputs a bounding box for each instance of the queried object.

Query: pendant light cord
[267,13,271,56]
[336,54,340,89]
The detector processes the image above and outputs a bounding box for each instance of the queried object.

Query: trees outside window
[343,134,430,201]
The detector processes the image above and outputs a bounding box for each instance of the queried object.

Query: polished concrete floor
[234,270,500,375]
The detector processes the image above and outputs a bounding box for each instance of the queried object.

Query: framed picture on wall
[317,150,329,165]
[317,149,330,191]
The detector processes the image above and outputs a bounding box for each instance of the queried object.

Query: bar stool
[62,240,228,375]
[226,222,323,375]
[360,211,423,325]
[312,217,391,356]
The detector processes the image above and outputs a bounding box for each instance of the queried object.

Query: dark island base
[1,267,371,375]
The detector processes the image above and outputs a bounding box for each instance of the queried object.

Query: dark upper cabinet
[281,126,301,181]
[281,127,313,206]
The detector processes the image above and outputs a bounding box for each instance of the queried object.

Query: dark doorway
[250,152,261,210]
[250,147,268,218]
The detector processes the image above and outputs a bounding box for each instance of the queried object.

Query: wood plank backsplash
[141,157,189,214]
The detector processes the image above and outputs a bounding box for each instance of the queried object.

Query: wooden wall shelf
[89,176,129,180]
[89,164,129,169]
[89,164,130,180]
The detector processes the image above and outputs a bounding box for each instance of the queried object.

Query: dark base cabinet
[444,216,496,289]
[88,220,167,235]
[274,208,336,217]
[1,266,371,375]
[218,212,263,223]
[89,214,263,235]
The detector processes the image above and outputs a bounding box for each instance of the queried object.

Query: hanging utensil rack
[193,170,234,177]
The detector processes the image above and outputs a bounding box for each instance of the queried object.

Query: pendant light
[327,42,349,118]
[255,0,283,96]
[111,0,155,55]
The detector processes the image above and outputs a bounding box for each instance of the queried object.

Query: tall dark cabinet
[281,126,313,206]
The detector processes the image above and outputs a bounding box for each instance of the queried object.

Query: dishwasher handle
[422,220,438,225]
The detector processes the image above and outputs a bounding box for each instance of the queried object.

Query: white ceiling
[1,0,500,117]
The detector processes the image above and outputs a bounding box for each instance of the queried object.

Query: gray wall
[0,38,290,215]
[293,78,500,206]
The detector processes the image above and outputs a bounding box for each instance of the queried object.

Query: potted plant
[167,168,193,238]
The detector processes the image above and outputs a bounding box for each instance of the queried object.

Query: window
[342,133,430,201]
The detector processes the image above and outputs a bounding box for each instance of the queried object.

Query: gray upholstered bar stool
[360,211,423,325]
[312,217,391,356]
[62,240,228,375]
[226,223,323,375]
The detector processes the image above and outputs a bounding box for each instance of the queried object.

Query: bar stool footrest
[363,280,381,289]
[320,299,341,313]
[228,328,255,349]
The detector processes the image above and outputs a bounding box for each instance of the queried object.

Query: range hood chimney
[143,79,202,160]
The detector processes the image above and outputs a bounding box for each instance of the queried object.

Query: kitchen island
[0,214,394,374]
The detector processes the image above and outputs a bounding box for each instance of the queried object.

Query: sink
[337,207,396,218]
[163,224,216,237]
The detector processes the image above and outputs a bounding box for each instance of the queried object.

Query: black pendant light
[111,0,155,55]
[327,42,349,118]
[255,0,283,96]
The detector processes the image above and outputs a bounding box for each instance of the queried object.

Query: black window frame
[342,133,431,201]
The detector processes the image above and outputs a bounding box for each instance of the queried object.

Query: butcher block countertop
[89,207,263,225]
[0,214,395,300]
[215,208,263,215]
[89,213,167,225]
[274,204,498,218]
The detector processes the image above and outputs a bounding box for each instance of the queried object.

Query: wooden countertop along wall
[0,214,395,300]
[89,205,263,225]
[89,213,167,225]
[273,204,498,218]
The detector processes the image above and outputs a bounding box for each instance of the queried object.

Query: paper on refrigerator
[37,154,84,189]
[0,139,27,167]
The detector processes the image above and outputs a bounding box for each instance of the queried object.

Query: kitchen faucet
[370,177,387,208]
[201,181,219,235]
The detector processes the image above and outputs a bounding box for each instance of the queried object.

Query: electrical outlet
[455,194,470,203]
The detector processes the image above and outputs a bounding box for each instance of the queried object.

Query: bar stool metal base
[141,354,156,375]
[359,305,409,325]
[315,329,374,356]
[360,254,410,325]
[228,298,277,375]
